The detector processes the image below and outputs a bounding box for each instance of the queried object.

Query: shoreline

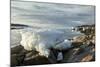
[11,24,95,66]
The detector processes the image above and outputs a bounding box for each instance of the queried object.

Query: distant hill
[11,23,29,29]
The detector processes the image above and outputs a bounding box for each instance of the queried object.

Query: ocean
[11,1,95,48]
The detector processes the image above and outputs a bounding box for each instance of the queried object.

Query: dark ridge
[11,23,30,29]
[71,24,95,35]
[77,24,95,27]
[11,24,29,27]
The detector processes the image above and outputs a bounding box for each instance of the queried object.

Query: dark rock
[23,55,51,65]
[76,24,95,35]
[81,54,94,62]
[11,45,24,54]
[72,42,83,47]
[48,49,58,64]
[11,53,25,66]
[62,43,95,63]
[11,45,58,66]
[11,54,19,66]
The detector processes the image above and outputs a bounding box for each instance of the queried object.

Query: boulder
[62,43,95,63]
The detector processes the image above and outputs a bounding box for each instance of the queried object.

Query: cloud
[11,1,95,28]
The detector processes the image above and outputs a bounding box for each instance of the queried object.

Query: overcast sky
[11,1,95,29]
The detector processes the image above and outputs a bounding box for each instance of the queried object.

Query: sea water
[11,1,95,48]
[11,27,82,48]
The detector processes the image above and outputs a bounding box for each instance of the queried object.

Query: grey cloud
[11,1,95,27]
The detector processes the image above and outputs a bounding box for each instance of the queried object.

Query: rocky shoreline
[11,24,95,66]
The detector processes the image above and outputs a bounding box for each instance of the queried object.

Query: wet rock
[72,42,83,47]
[47,49,58,64]
[22,50,54,65]
[11,53,25,66]
[11,54,19,66]
[11,45,24,54]
[81,54,94,62]
[23,55,51,65]
[72,35,87,43]
[91,36,95,44]
[11,45,59,66]
[76,24,95,35]
[62,43,95,63]
[62,47,84,63]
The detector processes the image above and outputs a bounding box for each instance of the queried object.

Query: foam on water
[11,27,81,57]
[20,29,72,57]
[11,27,82,47]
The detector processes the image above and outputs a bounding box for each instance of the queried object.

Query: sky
[11,0,95,29]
